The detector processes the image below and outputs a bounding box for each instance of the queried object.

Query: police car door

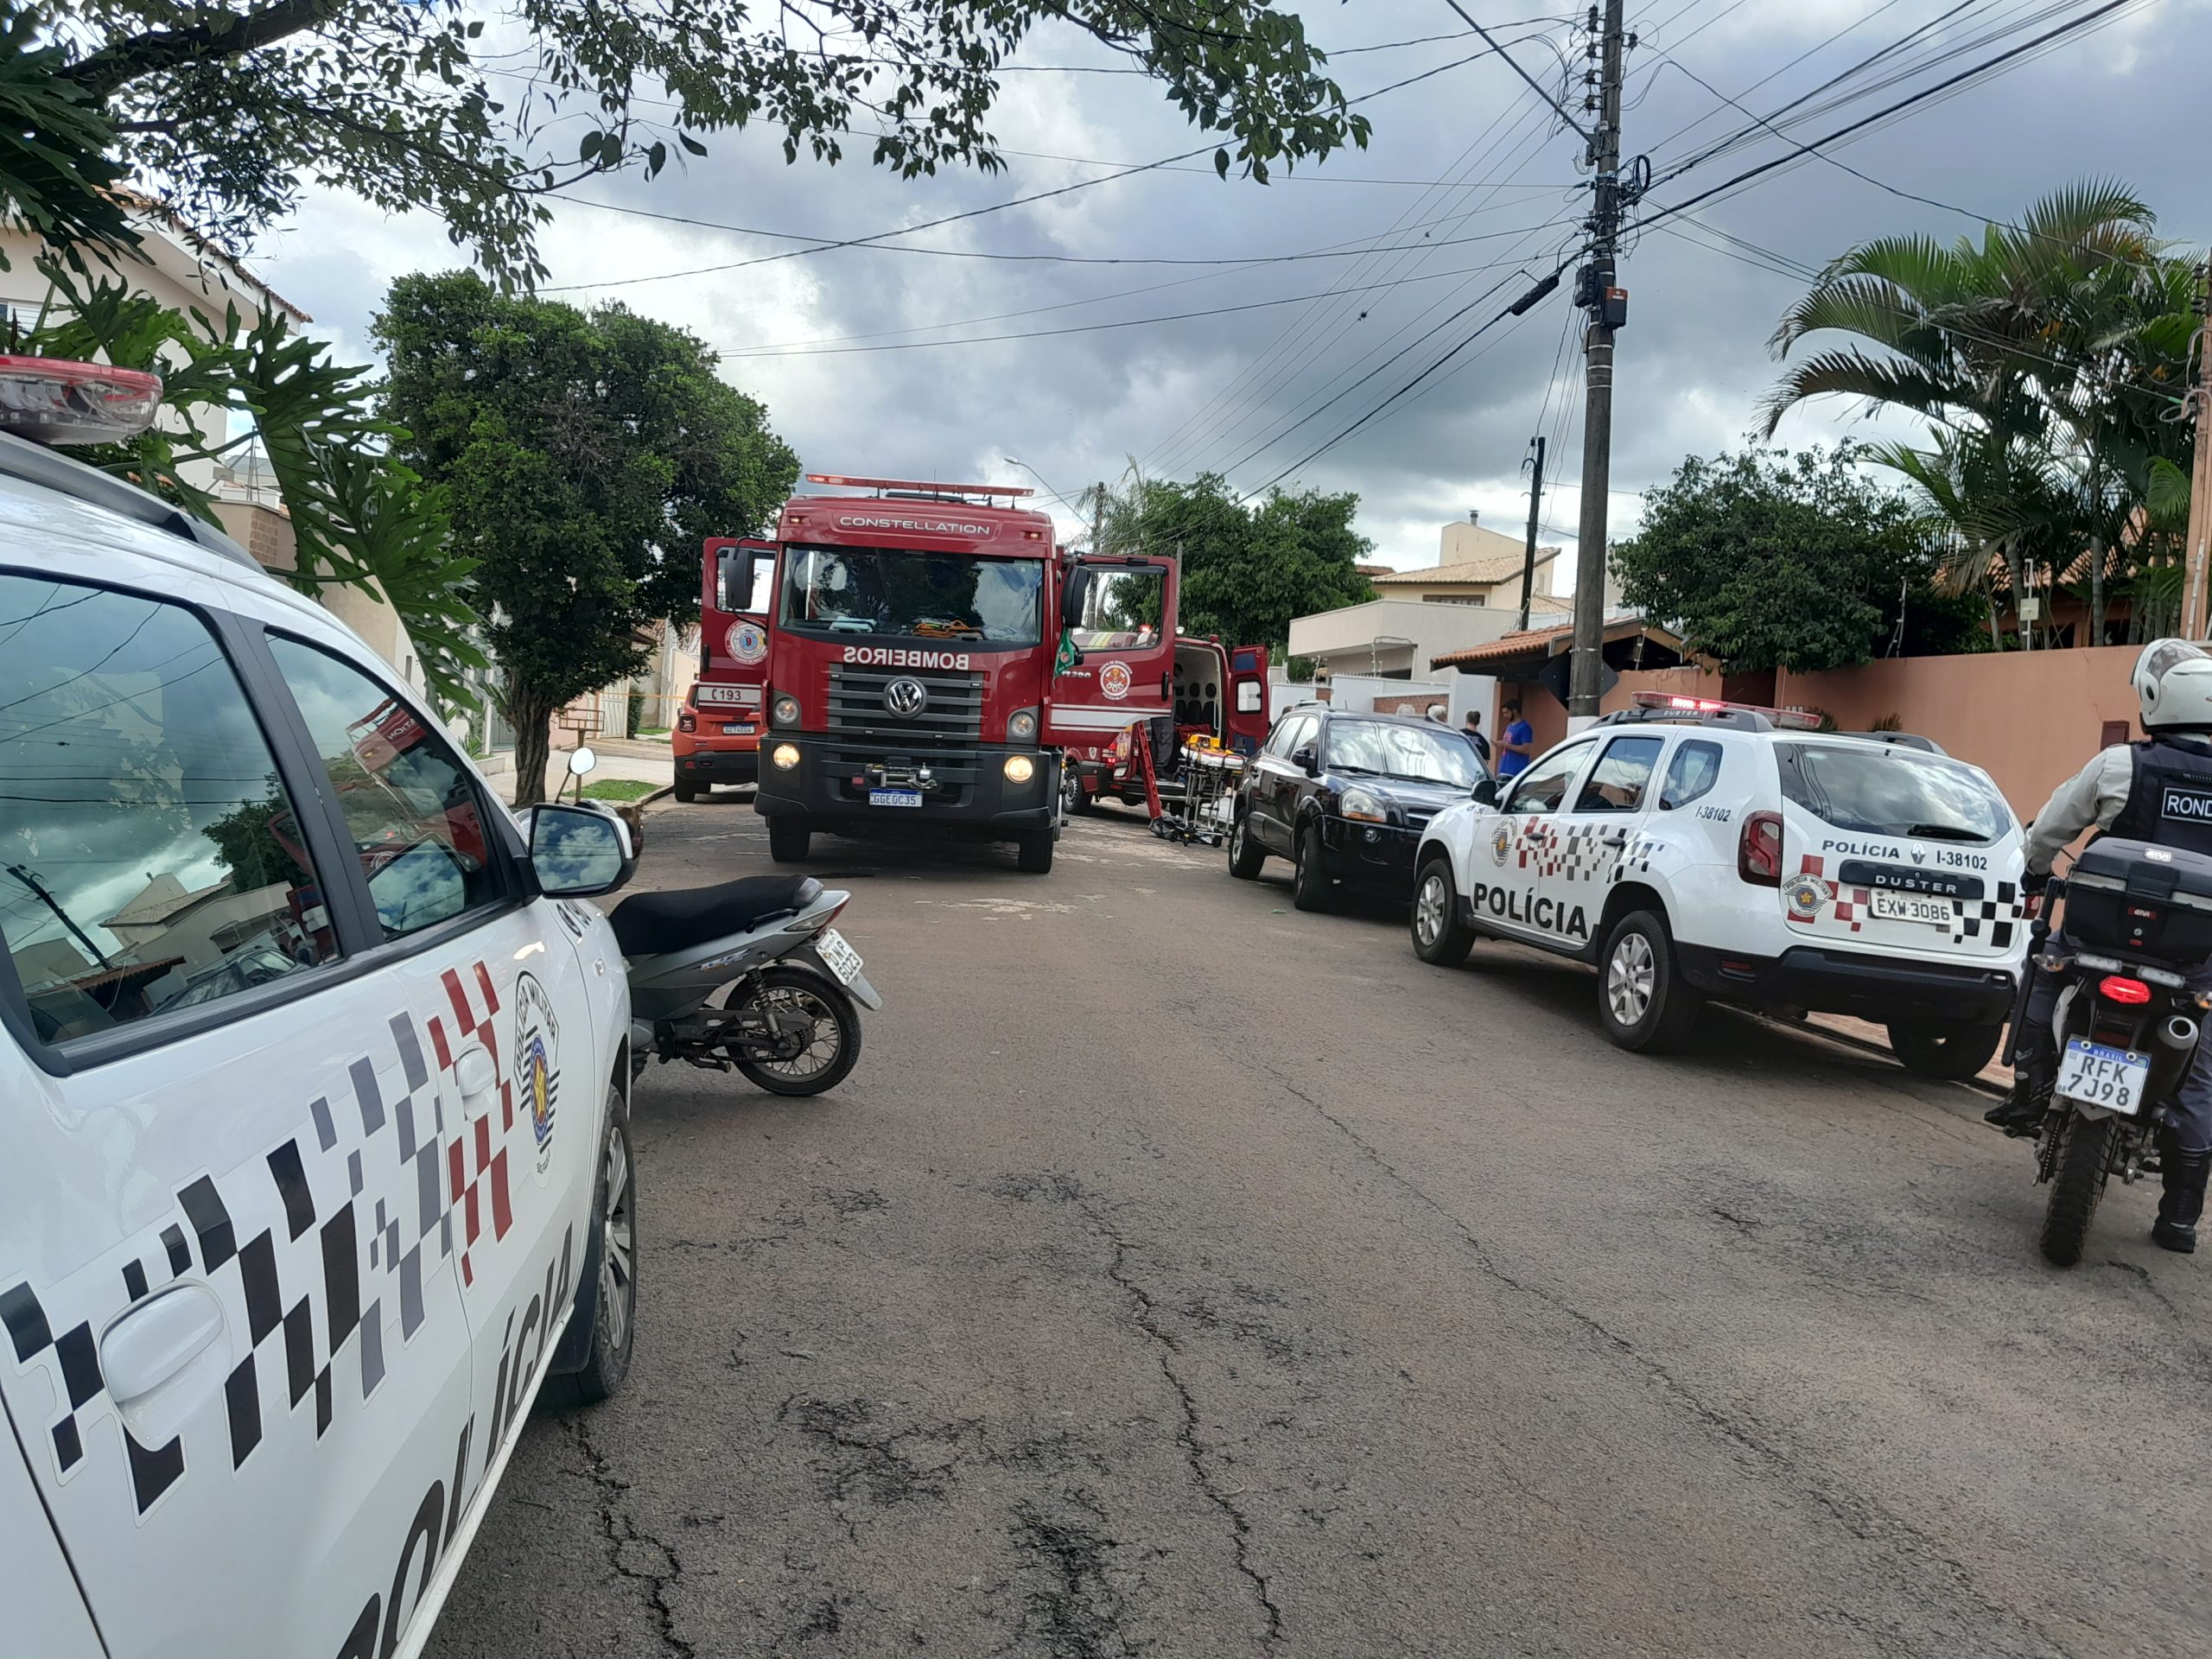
[0,568,477,1659]
[1473,738,1596,943]
[1542,734,1668,953]
[258,634,608,1649]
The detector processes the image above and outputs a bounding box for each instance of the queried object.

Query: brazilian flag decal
[1054,628,1079,675]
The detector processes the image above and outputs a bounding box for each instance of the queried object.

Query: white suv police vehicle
[1409,694,2027,1072]
[0,361,641,1659]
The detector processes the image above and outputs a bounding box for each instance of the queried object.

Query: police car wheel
[1411,858,1475,966]
[544,1087,638,1409]
[1598,910,1702,1053]
[1886,1017,2005,1081]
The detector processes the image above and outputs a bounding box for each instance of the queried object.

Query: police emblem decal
[515,973,561,1177]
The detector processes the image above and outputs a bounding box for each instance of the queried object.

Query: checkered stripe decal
[1516,817,1636,886]
[1795,855,2021,947]
[0,958,524,1519]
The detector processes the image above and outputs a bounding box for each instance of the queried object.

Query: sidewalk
[544,738,671,798]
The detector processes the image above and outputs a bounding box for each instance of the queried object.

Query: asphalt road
[428,797,2212,1659]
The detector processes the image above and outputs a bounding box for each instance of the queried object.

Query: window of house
[0,575,336,1044]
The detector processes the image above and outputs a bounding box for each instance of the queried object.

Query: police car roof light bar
[1628,691,1822,731]
[804,472,1034,499]
[0,356,162,446]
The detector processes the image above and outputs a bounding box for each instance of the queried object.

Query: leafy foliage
[1616,448,1977,673]
[40,0,1371,289]
[376,269,798,803]
[1084,469,1372,653]
[0,4,138,270]
[16,264,483,702]
[1764,182,2201,648]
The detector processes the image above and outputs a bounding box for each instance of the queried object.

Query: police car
[1409,694,2027,1072]
[0,360,641,1657]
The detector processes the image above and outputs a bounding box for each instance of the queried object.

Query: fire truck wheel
[1016,828,1055,874]
[768,817,811,862]
[1228,810,1266,879]
[672,779,698,804]
[1292,823,1332,912]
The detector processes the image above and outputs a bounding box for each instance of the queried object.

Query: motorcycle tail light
[2099,975,2152,1005]
[1738,810,1783,887]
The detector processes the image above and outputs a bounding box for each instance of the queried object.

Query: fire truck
[753,473,1206,874]
[674,536,778,800]
[1065,636,1273,815]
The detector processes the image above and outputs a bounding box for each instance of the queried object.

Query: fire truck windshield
[780,545,1043,646]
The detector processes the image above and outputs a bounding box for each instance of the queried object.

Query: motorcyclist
[1986,639,2212,1254]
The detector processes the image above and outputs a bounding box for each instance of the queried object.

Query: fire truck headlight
[1003,754,1036,785]
[772,692,800,728]
[772,742,802,771]
[1008,708,1039,742]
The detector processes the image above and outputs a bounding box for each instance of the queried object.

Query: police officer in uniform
[1989,639,2212,1254]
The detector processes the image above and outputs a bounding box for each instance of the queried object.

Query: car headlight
[1340,786,1388,823]
[1003,753,1036,784]
[1008,708,1039,741]
[772,742,801,770]
[772,692,800,728]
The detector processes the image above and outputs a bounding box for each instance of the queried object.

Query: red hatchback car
[672,683,761,800]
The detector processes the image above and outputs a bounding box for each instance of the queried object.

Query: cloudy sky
[247,0,2209,579]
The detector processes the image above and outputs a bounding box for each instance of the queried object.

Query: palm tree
[1763,182,2196,649]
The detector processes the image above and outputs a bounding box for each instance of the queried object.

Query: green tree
[1763,182,2200,648]
[15,264,481,703]
[35,1,1370,288]
[1616,448,1967,673]
[376,270,798,804]
[1082,469,1372,654]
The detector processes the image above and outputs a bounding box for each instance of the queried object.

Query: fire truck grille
[822,741,984,789]
[828,664,986,741]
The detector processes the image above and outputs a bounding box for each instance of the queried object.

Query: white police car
[1409,694,2027,1071]
[0,360,641,1657]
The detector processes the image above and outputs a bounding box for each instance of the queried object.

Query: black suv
[1229,707,1487,909]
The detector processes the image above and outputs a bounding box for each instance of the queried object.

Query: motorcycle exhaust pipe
[2145,1014,2200,1101]
[2158,1014,2199,1056]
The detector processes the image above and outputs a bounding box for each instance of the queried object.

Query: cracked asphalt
[425,799,2212,1659]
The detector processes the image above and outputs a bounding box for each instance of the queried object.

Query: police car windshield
[1777,742,2011,844]
[781,545,1042,646]
[1326,720,1482,786]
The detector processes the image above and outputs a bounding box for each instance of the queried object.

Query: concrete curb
[637,785,677,808]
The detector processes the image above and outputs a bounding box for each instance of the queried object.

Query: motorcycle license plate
[815,927,862,984]
[868,788,923,808]
[2056,1039,2148,1115]
[1871,889,1952,926]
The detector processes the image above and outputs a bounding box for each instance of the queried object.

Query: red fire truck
[1065,636,1273,814]
[753,473,1202,874]
[675,536,778,800]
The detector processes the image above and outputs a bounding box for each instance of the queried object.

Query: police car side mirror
[531,803,637,898]
[1472,778,1499,806]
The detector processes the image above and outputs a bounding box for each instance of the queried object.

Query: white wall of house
[1287,597,1524,679]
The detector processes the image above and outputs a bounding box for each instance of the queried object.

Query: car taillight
[2100,975,2152,1005]
[677,708,696,733]
[1738,810,1783,887]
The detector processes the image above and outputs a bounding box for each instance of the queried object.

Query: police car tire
[672,779,698,804]
[544,1088,637,1410]
[1598,910,1702,1053]
[1228,810,1266,879]
[1293,823,1331,912]
[1411,857,1475,966]
[1886,1017,2004,1081]
[768,817,811,862]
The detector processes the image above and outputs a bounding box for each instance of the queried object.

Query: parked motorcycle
[2007,836,2212,1265]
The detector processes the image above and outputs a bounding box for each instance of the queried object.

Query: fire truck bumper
[754,739,1058,838]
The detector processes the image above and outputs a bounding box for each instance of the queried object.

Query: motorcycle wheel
[2037,1108,2116,1268]
[728,964,862,1096]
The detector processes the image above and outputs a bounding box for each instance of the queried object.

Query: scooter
[549,747,880,1096]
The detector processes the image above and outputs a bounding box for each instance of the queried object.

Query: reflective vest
[2107,737,2212,855]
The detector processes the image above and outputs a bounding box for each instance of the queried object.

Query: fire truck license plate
[1871,889,1952,925]
[868,788,923,808]
[2056,1039,2147,1115]
[814,928,862,984]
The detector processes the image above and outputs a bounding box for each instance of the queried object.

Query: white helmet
[2133,639,2212,733]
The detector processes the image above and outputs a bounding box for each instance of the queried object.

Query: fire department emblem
[1491,820,1513,866]
[515,973,562,1178]
[1099,662,1133,701]
[726,620,767,665]
[1783,873,1830,921]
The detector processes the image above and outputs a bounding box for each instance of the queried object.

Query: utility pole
[2183,264,2212,639]
[1516,435,1547,633]
[1567,0,1629,724]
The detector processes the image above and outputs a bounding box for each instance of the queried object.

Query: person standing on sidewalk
[1496,699,1535,779]
[1462,709,1492,767]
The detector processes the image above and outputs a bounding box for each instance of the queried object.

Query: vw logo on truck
[884,677,929,717]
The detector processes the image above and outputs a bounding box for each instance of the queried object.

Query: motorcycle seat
[607,875,823,958]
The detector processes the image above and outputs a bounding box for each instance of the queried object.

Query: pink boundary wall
[1598,647,2142,818]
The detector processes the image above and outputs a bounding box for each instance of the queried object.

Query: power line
[1436,0,1591,139]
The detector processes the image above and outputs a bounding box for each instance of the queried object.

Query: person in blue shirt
[1496,698,1535,778]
